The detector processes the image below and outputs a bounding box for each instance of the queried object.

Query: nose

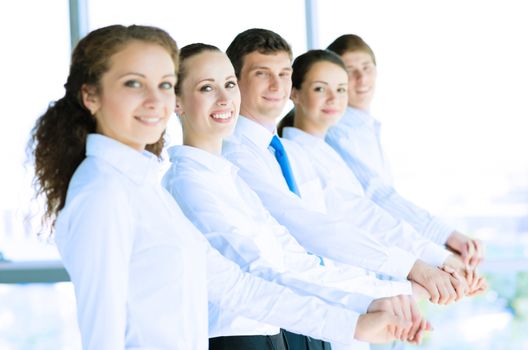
[144,86,162,109]
[216,88,229,106]
[268,73,280,91]
[354,70,367,84]
[327,89,337,103]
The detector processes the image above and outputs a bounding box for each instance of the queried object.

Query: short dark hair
[327,34,376,65]
[226,28,292,78]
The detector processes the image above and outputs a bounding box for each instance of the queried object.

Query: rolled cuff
[419,242,452,267]
[379,247,417,280]
[424,217,455,245]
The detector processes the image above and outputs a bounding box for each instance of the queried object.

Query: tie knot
[270,135,284,153]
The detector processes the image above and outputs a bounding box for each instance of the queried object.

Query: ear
[175,95,184,116]
[290,88,300,104]
[81,84,100,115]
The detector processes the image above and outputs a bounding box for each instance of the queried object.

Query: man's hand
[446,231,484,268]
[408,260,466,304]
[442,263,489,297]
[444,254,473,281]
[466,273,488,296]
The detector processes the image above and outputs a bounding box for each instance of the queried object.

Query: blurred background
[1,0,527,349]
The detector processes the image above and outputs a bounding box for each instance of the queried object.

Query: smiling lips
[135,116,163,126]
[322,108,339,115]
[262,96,284,103]
[211,110,234,123]
[355,86,371,94]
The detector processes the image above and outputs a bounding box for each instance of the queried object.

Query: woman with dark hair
[279,49,487,305]
[29,24,412,350]
[325,34,485,268]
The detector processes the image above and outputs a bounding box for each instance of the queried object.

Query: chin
[144,133,164,146]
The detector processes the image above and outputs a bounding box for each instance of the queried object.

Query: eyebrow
[197,78,215,84]
[249,65,292,72]
[118,72,176,79]
[197,75,237,84]
[309,81,348,86]
[346,61,373,69]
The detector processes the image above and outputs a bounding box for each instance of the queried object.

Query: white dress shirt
[282,127,451,268]
[326,107,455,245]
[163,143,414,292]
[222,116,419,280]
[55,134,367,349]
[164,145,410,350]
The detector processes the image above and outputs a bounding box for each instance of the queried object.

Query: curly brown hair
[29,24,179,230]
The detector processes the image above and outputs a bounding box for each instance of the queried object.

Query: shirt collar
[341,106,380,130]
[167,144,236,175]
[282,126,325,149]
[85,134,160,185]
[234,115,276,151]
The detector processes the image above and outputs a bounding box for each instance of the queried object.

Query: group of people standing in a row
[30,24,487,350]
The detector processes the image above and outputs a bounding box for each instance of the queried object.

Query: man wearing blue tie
[223,28,466,350]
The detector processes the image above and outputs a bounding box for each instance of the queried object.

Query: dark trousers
[282,330,332,350]
[209,331,288,350]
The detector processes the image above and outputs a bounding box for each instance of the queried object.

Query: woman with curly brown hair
[29,24,194,349]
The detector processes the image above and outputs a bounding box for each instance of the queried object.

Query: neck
[183,134,223,155]
[240,108,277,133]
[293,115,327,139]
[349,103,370,113]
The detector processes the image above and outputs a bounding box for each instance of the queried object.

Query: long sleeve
[204,241,362,346]
[223,142,417,280]
[326,129,454,246]
[165,170,404,309]
[323,183,451,268]
[55,184,133,350]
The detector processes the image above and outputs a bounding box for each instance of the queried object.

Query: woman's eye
[124,80,141,88]
[314,86,325,92]
[337,87,347,93]
[200,85,213,92]
[159,82,173,90]
[226,81,237,89]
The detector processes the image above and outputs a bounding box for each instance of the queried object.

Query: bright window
[0,0,70,261]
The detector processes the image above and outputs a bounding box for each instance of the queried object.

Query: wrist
[446,231,464,252]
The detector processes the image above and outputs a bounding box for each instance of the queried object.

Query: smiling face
[291,61,348,136]
[341,50,377,111]
[82,40,176,151]
[237,51,292,131]
[177,50,240,152]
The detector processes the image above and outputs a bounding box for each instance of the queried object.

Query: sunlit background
[1,0,527,349]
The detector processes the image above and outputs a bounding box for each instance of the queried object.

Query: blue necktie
[269,135,300,197]
[270,136,325,266]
